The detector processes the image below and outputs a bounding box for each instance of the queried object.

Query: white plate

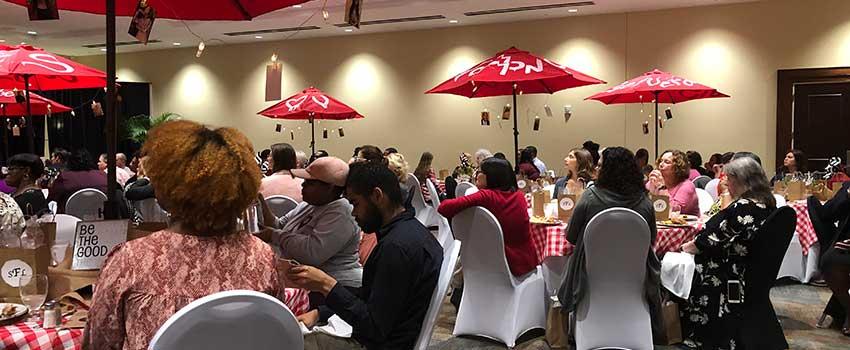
[679,214,699,222]
[0,303,28,322]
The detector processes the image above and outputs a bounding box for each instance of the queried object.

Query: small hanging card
[652,194,671,221]
[480,110,490,126]
[290,130,295,140]
[27,0,60,20]
[643,121,650,135]
[275,124,282,132]
[786,181,805,201]
[71,220,129,271]
[563,105,572,123]
[544,104,553,118]
[533,116,540,131]
[128,0,156,45]
[557,193,578,222]
[338,127,345,137]
[532,190,547,217]
[265,63,283,101]
[92,101,103,117]
[502,104,511,120]
[11,125,20,137]
[323,128,328,139]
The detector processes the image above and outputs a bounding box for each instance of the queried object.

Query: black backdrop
[0,82,150,163]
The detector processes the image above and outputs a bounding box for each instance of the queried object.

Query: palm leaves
[125,112,180,144]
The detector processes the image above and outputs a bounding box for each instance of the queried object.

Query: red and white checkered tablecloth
[653,221,705,256]
[529,222,574,262]
[788,200,818,255]
[0,288,310,350]
[0,322,82,350]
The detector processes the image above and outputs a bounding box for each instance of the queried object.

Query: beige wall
[75,0,850,174]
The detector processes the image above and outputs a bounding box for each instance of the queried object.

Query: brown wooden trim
[776,67,850,168]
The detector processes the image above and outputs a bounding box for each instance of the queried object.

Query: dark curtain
[0,82,150,164]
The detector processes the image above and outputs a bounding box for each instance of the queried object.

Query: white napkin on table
[661,252,696,299]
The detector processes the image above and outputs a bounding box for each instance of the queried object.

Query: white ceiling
[0,0,756,57]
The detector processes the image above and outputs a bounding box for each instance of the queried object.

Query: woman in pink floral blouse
[84,120,285,350]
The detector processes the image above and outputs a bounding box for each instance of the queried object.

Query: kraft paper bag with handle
[652,195,671,221]
[546,302,569,348]
[0,222,55,299]
[517,176,532,194]
[557,193,578,222]
[773,180,787,195]
[655,300,683,345]
[532,190,547,217]
[786,181,806,201]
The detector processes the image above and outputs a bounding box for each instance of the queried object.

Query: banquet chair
[542,255,570,298]
[733,206,794,350]
[692,175,711,189]
[65,188,107,220]
[414,239,461,350]
[450,207,546,347]
[50,214,81,244]
[426,178,442,209]
[434,216,454,250]
[148,290,303,350]
[455,182,477,198]
[407,174,436,227]
[696,188,714,214]
[705,179,720,200]
[265,195,299,219]
[576,208,653,350]
[134,198,169,223]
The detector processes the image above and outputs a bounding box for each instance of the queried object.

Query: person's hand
[682,240,699,254]
[648,170,664,192]
[836,239,850,251]
[287,265,337,295]
[297,310,320,329]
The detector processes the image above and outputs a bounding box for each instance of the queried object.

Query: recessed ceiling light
[26,31,37,35]
[293,4,302,8]
[344,28,353,32]
[568,8,578,13]
[255,35,263,39]
[449,19,459,24]
[100,48,107,51]
[172,42,181,46]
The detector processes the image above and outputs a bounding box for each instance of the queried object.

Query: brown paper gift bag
[557,193,578,222]
[773,181,786,196]
[532,190,547,217]
[786,181,806,201]
[655,301,683,345]
[517,176,532,194]
[651,195,671,221]
[546,305,570,349]
[0,245,51,299]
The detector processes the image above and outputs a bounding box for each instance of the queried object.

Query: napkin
[300,315,352,338]
[661,252,696,299]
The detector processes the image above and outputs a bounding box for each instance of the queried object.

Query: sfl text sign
[72,220,129,270]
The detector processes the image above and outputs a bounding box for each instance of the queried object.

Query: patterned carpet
[427,283,850,349]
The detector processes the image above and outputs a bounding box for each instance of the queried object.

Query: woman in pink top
[260,143,305,202]
[646,150,700,216]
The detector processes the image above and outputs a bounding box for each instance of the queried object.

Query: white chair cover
[426,179,441,209]
[450,207,546,347]
[407,174,435,226]
[50,214,81,244]
[434,216,454,250]
[542,255,570,297]
[265,195,298,219]
[576,208,653,350]
[414,239,461,350]
[774,194,787,208]
[148,290,303,350]
[705,178,720,200]
[134,198,169,223]
[65,188,107,220]
[696,188,714,215]
[455,182,477,198]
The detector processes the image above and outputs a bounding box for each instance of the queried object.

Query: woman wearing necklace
[5,153,49,216]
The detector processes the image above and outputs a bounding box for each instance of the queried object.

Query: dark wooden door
[792,82,850,170]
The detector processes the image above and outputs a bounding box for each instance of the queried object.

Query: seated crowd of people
[2,119,849,349]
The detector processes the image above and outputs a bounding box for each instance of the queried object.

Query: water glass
[19,274,48,321]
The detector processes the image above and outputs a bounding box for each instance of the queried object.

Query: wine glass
[19,274,48,321]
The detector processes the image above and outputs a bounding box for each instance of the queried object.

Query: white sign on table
[71,220,129,271]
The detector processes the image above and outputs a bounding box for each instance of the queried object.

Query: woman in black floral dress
[679,157,776,349]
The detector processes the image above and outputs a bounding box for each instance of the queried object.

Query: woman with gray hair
[679,157,776,349]
[473,148,493,167]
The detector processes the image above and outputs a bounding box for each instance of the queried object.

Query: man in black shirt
[287,161,443,349]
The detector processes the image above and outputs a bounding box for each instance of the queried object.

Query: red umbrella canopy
[258,87,365,121]
[0,88,71,115]
[4,0,311,20]
[0,45,106,91]
[426,46,605,97]
[586,69,729,104]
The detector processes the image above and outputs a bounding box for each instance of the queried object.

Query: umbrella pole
[654,91,660,159]
[103,0,119,219]
[513,87,519,169]
[24,75,34,153]
[310,116,315,155]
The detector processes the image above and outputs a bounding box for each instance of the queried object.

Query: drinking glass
[19,274,48,321]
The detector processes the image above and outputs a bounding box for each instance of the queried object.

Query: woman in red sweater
[438,157,539,277]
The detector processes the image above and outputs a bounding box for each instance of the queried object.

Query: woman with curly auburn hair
[84,120,284,349]
[646,149,700,216]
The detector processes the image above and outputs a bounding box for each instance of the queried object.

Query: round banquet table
[0,288,310,350]
[777,200,821,283]
[654,221,705,256]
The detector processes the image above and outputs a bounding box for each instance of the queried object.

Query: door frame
[777,67,850,167]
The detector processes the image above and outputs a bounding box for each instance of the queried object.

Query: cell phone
[727,280,743,304]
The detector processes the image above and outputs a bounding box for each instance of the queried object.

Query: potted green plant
[125,112,180,144]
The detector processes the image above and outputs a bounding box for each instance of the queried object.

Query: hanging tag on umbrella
[275,124,282,132]
[128,0,156,45]
[14,89,25,104]
[665,107,673,120]
[290,130,295,140]
[544,104,553,118]
[480,109,490,126]
[92,101,103,116]
[563,105,572,123]
[12,124,20,137]
[502,104,511,120]
[658,116,664,129]
[323,128,328,139]
[533,116,541,131]
[338,127,345,137]
[642,121,650,135]
[27,0,60,20]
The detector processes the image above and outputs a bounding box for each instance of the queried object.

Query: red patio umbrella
[5,0,311,20]
[426,46,605,165]
[259,87,364,154]
[0,44,106,152]
[0,88,71,116]
[586,69,729,158]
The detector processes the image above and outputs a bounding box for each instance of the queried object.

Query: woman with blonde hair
[386,152,415,210]
[85,120,285,349]
[646,149,699,216]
